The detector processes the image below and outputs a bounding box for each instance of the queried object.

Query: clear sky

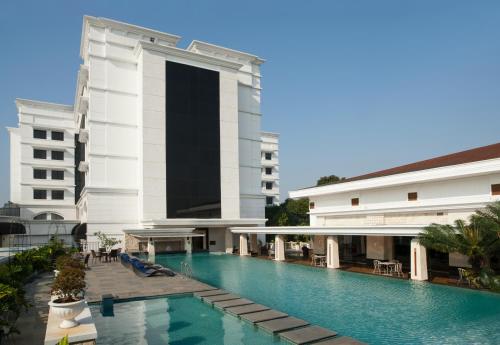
[1,0,499,205]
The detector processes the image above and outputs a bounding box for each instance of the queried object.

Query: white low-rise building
[232,142,500,280]
[5,16,275,251]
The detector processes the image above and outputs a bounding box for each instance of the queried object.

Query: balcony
[262,187,280,195]
[261,173,279,181]
[261,158,279,167]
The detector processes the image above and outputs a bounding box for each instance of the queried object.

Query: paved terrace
[84,260,213,302]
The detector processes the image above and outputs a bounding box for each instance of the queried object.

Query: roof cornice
[187,40,265,65]
[15,98,74,112]
[290,158,500,199]
[135,41,244,70]
[80,15,181,59]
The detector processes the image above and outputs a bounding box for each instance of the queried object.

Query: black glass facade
[74,134,85,204]
[165,61,221,218]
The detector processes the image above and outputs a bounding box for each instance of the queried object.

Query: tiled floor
[84,260,215,302]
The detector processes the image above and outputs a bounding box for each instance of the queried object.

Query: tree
[418,202,500,273]
[265,198,309,227]
[316,175,345,186]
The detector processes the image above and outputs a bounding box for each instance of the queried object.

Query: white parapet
[275,234,285,261]
[239,234,249,256]
[326,235,340,269]
[410,238,428,281]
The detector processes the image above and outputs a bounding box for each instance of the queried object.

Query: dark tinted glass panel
[266,182,273,190]
[266,196,274,205]
[51,131,64,141]
[265,152,272,160]
[51,190,64,200]
[33,149,47,159]
[265,167,272,175]
[33,169,47,179]
[33,129,47,139]
[33,189,47,199]
[166,61,220,218]
[51,170,64,180]
[74,134,85,204]
[51,151,64,160]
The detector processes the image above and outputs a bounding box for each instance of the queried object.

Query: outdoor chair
[393,262,403,277]
[373,260,382,274]
[83,254,90,269]
[457,268,472,287]
[91,249,101,264]
[109,249,118,262]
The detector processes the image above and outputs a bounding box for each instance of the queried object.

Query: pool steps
[194,291,367,345]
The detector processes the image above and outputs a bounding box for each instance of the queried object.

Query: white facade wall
[261,132,280,205]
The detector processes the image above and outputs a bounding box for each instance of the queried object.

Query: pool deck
[84,260,215,302]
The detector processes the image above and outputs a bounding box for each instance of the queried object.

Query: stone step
[312,336,367,345]
[279,325,338,345]
[256,316,310,334]
[225,304,270,316]
[202,293,240,304]
[240,310,288,324]
[194,289,228,298]
[213,298,253,310]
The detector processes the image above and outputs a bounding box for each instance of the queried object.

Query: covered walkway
[230,225,429,281]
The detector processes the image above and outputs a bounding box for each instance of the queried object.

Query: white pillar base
[225,229,234,254]
[240,234,249,256]
[275,235,285,261]
[410,239,428,281]
[184,237,192,254]
[326,235,340,269]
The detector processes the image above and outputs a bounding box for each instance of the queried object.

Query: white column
[274,234,285,261]
[239,234,249,256]
[250,234,258,254]
[184,237,192,254]
[410,239,428,281]
[147,237,155,261]
[326,235,340,269]
[225,229,234,253]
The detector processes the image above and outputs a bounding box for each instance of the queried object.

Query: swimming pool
[90,295,285,345]
[152,253,500,345]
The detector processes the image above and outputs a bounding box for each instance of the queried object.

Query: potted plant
[48,267,86,329]
[94,231,121,252]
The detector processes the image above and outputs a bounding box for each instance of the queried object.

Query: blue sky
[1,0,499,204]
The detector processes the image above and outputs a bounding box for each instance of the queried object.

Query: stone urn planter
[48,299,86,328]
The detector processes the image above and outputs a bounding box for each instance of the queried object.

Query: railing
[180,261,193,278]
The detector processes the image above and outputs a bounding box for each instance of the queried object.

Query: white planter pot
[48,299,86,329]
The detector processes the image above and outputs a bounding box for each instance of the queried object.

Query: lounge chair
[91,249,101,264]
[131,260,175,277]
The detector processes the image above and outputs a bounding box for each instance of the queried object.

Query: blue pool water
[152,253,500,345]
[90,295,285,344]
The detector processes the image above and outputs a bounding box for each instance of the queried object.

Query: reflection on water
[90,295,284,345]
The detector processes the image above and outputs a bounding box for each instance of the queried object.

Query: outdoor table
[312,255,326,267]
[378,261,397,275]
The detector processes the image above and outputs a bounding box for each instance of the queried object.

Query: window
[265,182,273,190]
[51,213,64,220]
[33,213,48,220]
[51,131,64,141]
[33,169,47,179]
[51,170,64,180]
[309,202,315,209]
[351,198,359,206]
[51,150,64,160]
[51,190,64,200]
[408,192,418,201]
[33,149,47,159]
[265,167,272,175]
[266,196,274,205]
[265,152,272,160]
[33,129,47,139]
[492,184,500,196]
[33,189,47,199]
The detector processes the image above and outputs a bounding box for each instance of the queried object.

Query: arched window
[33,212,64,220]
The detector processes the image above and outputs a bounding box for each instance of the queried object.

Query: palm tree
[418,203,500,273]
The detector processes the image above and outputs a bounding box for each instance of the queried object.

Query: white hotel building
[6,16,280,251]
[232,143,500,280]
